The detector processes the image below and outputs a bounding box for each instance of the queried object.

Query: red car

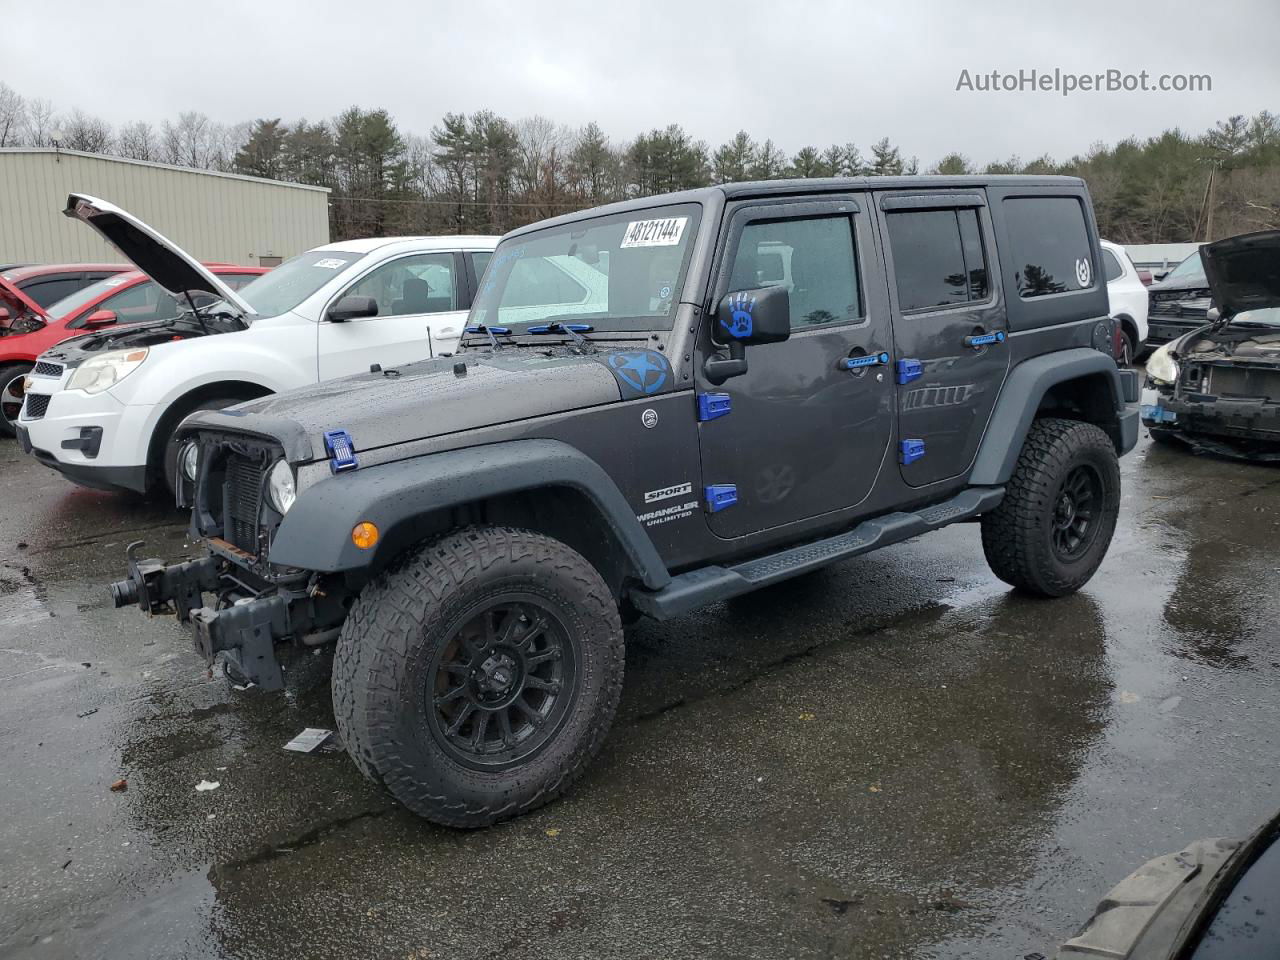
[0,263,133,310]
[0,264,268,434]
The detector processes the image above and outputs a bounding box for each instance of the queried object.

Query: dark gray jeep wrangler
[112,177,1140,827]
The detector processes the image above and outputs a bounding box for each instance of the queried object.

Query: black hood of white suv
[1201,230,1280,322]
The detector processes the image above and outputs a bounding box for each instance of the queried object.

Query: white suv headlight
[66,348,149,394]
[266,460,296,514]
[1146,342,1180,386]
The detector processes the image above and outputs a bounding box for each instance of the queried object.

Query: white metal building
[0,148,329,267]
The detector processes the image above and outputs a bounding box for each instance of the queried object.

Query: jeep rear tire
[332,526,624,828]
[981,417,1120,597]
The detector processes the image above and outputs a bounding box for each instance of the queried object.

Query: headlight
[66,348,148,394]
[180,442,199,482]
[1146,342,1180,386]
[266,460,296,514]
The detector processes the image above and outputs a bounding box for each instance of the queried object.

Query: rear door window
[885,208,989,311]
[1003,197,1095,297]
[24,277,87,308]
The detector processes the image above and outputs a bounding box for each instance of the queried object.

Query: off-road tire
[981,417,1121,597]
[332,526,624,828]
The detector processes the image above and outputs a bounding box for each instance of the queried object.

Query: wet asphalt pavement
[2,417,1279,960]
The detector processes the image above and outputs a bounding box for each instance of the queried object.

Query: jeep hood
[194,347,671,459]
[1202,229,1280,322]
[63,194,253,316]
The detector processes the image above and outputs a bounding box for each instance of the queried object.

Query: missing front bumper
[109,542,290,691]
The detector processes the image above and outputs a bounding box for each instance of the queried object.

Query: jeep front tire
[980,417,1121,597]
[332,526,624,828]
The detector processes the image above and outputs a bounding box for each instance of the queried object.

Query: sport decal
[603,350,670,397]
[643,481,692,504]
[620,217,687,248]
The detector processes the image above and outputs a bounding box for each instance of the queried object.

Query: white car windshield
[231,250,364,319]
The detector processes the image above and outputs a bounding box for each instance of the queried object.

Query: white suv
[1100,239,1149,365]
[17,194,497,496]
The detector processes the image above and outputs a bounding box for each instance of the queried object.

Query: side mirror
[327,296,379,323]
[1206,306,1221,323]
[83,309,117,328]
[712,286,791,346]
[705,286,791,385]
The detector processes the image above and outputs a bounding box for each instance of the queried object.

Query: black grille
[23,393,50,420]
[224,453,266,554]
[33,361,63,377]
[1208,365,1280,399]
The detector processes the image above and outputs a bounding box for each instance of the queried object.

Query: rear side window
[1003,197,1095,298]
[1100,249,1125,283]
[728,216,861,329]
[886,208,989,311]
[24,277,87,308]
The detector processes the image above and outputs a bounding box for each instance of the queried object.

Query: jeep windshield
[469,203,701,334]
[199,250,364,322]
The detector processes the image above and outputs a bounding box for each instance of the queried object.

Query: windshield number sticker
[313,258,347,269]
[621,217,687,248]
[103,276,129,287]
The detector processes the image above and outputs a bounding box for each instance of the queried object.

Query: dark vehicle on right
[1145,246,1211,349]
[1059,808,1280,959]
[1142,230,1280,459]
[110,175,1139,827]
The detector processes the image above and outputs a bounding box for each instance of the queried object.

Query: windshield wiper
[528,322,594,352]
[463,324,513,351]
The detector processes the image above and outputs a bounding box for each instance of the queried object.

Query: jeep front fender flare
[970,348,1136,486]
[268,439,671,590]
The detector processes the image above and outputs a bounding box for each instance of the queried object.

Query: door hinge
[899,439,926,465]
[896,358,923,384]
[697,392,732,421]
[704,484,738,513]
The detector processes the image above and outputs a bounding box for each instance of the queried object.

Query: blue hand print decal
[722,292,756,339]
[604,350,670,397]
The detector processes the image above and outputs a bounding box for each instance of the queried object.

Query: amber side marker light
[351,522,379,549]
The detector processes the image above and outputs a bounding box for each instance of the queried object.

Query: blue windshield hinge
[896,358,923,384]
[697,393,732,421]
[705,484,738,513]
[323,429,358,474]
[899,439,926,465]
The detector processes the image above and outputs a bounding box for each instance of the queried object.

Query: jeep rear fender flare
[268,438,671,590]
[970,348,1129,486]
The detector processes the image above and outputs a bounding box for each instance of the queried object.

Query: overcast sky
[5,0,1278,165]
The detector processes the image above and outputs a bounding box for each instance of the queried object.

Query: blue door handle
[963,331,1006,348]
[840,351,890,371]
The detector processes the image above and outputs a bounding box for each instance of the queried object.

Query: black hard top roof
[505,175,1087,239]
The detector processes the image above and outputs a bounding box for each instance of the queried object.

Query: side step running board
[629,486,1005,621]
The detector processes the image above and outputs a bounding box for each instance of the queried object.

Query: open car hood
[0,273,49,329]
[63,194,254,317]
[1202,230,1280,322]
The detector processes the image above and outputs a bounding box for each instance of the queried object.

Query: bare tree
[116,121,157,160]
[22,98,55,146]
[62,109,114,153]
[0,82,25,146]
